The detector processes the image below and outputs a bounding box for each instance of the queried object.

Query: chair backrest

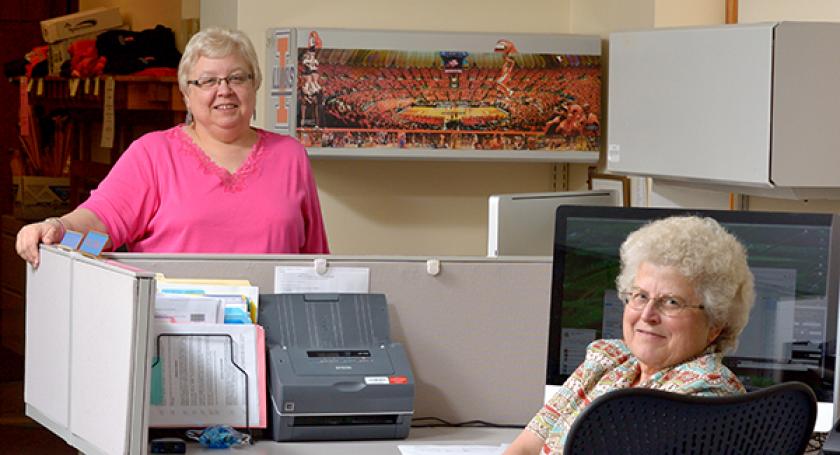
[563,381,816,455]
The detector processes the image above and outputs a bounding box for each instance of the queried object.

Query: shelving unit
[21,76,185,205]
[2,76,185,354]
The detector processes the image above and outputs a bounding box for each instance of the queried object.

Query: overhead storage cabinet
[607,22,840,198]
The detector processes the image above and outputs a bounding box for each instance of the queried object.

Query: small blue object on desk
[186,425,250,448]
[78,230,109,257]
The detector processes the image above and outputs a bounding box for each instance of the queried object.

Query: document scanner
[259,293,415,441]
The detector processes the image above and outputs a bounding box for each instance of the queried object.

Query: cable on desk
[411,416,524,429]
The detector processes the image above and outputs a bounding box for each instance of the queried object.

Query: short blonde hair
[616,216,755,353]
[178,28,262,94]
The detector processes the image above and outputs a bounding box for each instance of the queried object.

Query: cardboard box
[11,176,71,219]
[40,7,122,44]
[12,176,70,207]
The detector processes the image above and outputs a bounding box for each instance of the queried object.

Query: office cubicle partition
[25,247,552,454]
[26,247,155,455]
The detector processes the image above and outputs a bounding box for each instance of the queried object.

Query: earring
[184,110,193,125]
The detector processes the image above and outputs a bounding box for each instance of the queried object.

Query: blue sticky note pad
[79,230,109,257]
[59,230,84,250]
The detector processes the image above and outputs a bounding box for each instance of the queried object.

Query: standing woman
[17,28,329,266]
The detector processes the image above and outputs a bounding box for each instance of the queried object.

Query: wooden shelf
[23,76,185,112]
[22,77,186,205]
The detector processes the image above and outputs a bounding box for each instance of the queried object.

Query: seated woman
[505,216,755,455]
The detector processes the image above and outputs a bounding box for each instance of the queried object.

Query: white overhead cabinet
[607,22,840,199]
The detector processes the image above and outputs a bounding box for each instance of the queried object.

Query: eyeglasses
[619,289,704,317]
[187,73,253,90]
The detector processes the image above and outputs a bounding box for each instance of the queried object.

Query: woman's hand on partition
[16,218,64,268]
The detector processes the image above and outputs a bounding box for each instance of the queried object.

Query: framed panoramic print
[265,28,601,159]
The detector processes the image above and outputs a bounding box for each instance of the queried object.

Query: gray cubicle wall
[26,247,155,455]
[115,254,551,425]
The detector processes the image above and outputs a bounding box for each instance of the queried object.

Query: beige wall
[80,0,180,33]
[571,0,655,35]
[80,0,198,49]
[655,0,723,28]
[740,0,840,23]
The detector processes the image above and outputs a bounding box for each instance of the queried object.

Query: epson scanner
[259,293,415,441]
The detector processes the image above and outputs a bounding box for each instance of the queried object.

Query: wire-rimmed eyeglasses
[187,73,253,90]
[619,289,704,317]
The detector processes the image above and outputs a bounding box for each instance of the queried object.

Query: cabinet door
[607,23,774,186]
[772,22,840,187]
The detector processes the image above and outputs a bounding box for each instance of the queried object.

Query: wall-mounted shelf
[307,148,599,163]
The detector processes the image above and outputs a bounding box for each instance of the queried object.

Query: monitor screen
[547,206,839,432]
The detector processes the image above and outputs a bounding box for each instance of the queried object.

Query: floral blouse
[526,339,745,454]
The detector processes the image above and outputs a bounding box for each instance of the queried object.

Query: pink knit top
[80,126,329,254]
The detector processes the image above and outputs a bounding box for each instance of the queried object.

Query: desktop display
[487,191,619,257]
[547,206,839,432]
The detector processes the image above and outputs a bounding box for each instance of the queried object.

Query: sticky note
[79,230,109,257]
[59,230,84,250]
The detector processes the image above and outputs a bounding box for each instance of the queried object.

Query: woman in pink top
[17,28,329,266]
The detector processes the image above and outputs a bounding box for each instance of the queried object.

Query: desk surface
[185,427,520,454]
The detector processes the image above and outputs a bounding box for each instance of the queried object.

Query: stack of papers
[150,275,267,429]
[154,275,259,323]
[154,294,224,323]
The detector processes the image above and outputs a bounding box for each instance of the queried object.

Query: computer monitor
[546,206,840,432]
[487,191,619,257]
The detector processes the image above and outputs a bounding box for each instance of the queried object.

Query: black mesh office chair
[563,381,816,455]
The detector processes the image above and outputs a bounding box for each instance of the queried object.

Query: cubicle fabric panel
[25,247,155,455]
[25,248,73,430]
[117,255,551,425]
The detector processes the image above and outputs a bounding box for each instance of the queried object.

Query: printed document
[149,322,267,428]
[154,293,224,323]
[155,278,259,322]
[274,266,369,293]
